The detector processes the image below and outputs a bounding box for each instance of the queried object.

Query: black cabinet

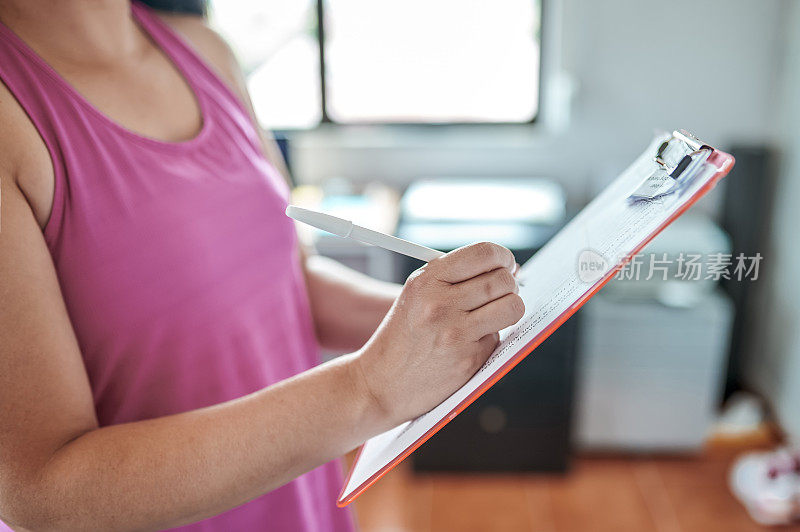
[411,313,579,472]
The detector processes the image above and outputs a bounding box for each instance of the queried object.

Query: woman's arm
[303,253,401,351]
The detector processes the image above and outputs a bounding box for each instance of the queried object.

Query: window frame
[312,0,545,128]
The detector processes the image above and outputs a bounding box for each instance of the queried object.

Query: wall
[290,0,783,207]
[744,0,800,439]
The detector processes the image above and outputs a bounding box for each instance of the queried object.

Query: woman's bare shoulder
[155,13,251,106]
[0,82,54,227]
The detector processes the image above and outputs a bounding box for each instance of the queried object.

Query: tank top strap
[0,14,72,151]
[130,2,251,118]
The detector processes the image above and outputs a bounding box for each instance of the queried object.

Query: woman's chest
[53,146,298,345]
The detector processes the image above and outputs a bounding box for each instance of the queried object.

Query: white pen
[285,205,523,285]
[286,205,444,262]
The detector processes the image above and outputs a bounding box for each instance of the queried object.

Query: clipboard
[338,130,735,507]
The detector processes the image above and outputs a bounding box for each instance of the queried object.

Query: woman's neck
[0,0,145,67]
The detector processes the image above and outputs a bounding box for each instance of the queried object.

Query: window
[209,0,542,129]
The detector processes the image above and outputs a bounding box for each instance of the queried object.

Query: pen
[285,205,523,285]
[286,205,444,262]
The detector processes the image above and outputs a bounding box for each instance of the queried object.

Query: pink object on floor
[729,448,800,526]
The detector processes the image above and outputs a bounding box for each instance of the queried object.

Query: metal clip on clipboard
[629,129,714,203]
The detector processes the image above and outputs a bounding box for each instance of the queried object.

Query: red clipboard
[338,130,735,507]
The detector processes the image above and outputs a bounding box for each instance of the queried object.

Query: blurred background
[147,0,800,529]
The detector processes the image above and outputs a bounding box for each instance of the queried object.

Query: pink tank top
[0,3,354,530]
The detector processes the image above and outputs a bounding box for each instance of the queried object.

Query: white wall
[744,0,800,439]
[290,0,783,207]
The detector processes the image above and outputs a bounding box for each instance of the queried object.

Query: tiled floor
[351,450,783,532]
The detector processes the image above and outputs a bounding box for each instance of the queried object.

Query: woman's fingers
[467,293,526,340]
[430,242,516,284]
[453,267,519,311]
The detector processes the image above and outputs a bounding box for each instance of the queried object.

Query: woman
[0,1,524,530]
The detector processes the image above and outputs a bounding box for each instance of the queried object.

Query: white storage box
[575,291,732,451]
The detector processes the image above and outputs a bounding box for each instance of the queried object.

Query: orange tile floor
[350,449,788,532]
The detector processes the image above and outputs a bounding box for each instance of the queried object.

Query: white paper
[341,134,722,501]
[629,166,674,200]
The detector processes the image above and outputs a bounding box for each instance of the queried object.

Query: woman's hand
[353,242,525,426]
